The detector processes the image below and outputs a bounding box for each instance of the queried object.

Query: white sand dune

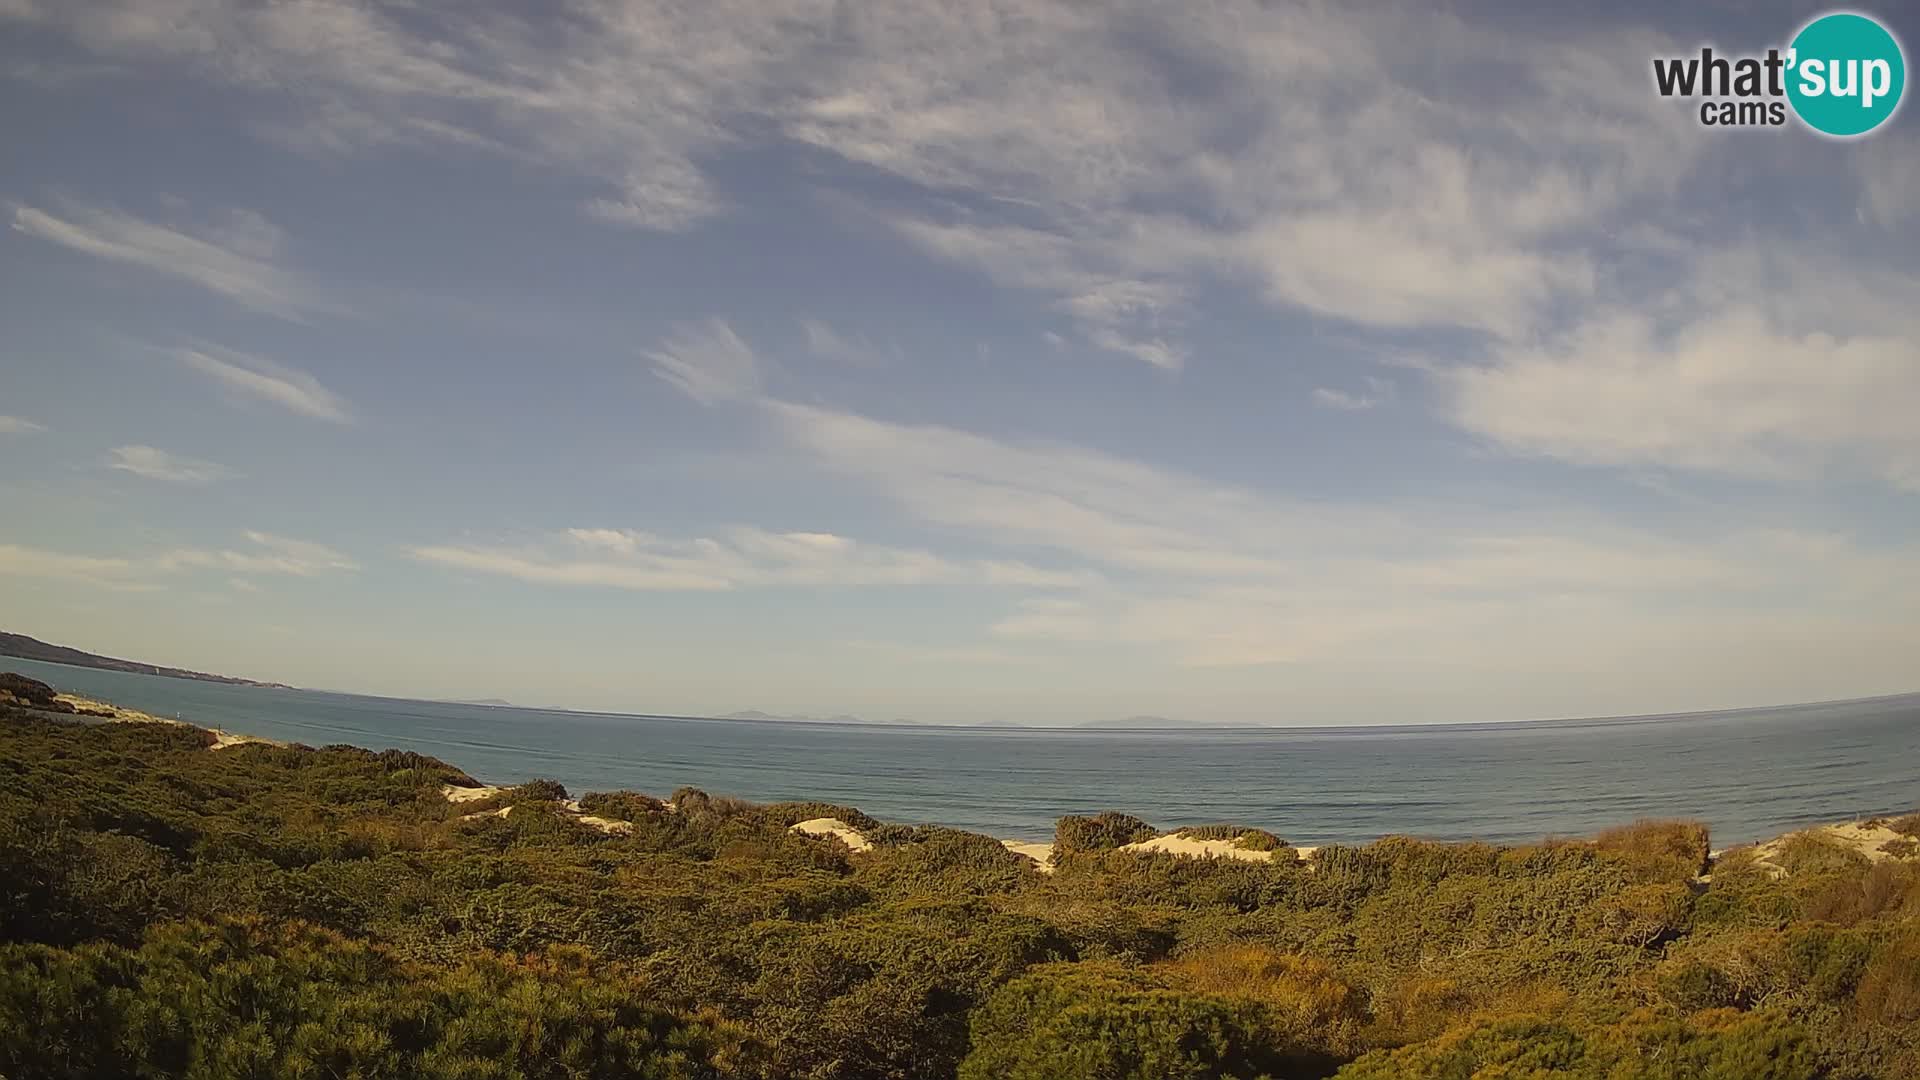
[210,730,267,750]
[577,815,635,835]
[790,817,873,852]
[441,784,634,834]
[1120,834,1285,863]
[48,692,277,751]
[1738,820,1915,878]
[442,784,505,803]
[1002,839,1056,872]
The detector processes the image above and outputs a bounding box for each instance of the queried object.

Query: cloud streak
[413,526,1087,592]
[0,531,357,590]
[12,201,318,317]
[646,319,762,405]
[105,445,234,485]
[177,346,353,423]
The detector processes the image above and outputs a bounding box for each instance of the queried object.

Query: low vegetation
[3,703,1918,1079]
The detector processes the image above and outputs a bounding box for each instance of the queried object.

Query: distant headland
[0,631,294,689]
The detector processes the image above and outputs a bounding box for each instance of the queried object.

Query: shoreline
[10,674,1917,870]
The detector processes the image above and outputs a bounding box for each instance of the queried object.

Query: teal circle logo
[1787,12,1905,137]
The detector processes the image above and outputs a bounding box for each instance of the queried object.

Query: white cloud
[176,345,353,423]
[154,533,358,577]
[802,320,896,368]
[11,201,317,316]
[0,415,46,434]
[1442,255,1920,490]
[413,525,1087,592]
[1312,377,1393,411]
[0,531,356,590]
[755,394,1920,669]
[647,319,762,405]
[4,1,1701,370]
[105,445,234,485]
[0,544,153,590]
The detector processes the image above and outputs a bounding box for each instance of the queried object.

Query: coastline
[30,686,1907,881]
[9,670,1917,872]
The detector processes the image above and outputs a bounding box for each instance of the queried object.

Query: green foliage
[958,963,1310,1080]
[0,919,742,1079]
[1174,825,1287,851]
[1774,832,1872,876]
[1333,1009,1816,1080]
[3,710,1918,1080]
[578,790,667,820]
[512,777,571,803]
[1593,818,1710,883]
[1054,811,1159,855]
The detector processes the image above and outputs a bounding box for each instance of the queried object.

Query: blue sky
[2,0,1916,725]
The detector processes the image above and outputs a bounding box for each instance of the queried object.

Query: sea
[6,656,1917,848]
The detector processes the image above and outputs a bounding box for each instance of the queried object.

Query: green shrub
[1333,1010,1815,1080]
[959,963,1317,1080]
[1769,832,1868,877]
[1055,812,1159,855]
[1594,819,1710,882]
[511,777,570,803]
[576,790,667,821]
[1173,825,1287,851]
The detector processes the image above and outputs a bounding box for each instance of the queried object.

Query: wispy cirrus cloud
[646,319,763,405]
[0,531,357,590]
[1312,377,1394,412]
[157,531,359,576]
[0,415,46,434]
[0,544,153,591]
[746,392,1920,669]
[413,526,1087,592]
[105,445,234,485]
[802,319,897,369]
[175,345,353,423]
[1,0,1704,370]
[1443,250,1920,491]
[11,201,319,317]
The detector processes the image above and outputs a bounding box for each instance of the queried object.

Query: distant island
[1078,714,1191,729]
[0,631,293,689]
[725,709,922,726]
[729,707,902,722]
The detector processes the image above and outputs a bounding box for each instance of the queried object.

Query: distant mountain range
[1078,714,1193,729]
[724,709,925,726]
[0,631,294,689]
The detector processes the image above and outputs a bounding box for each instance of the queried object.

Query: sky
[1,0,1916,726]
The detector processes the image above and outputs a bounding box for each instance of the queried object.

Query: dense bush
[1593,819,1710,882]
[1054,811,1159,855]
[1333,1009,1815,1080]
[3,709,1918,1080]
[578,789,668,821]
[1174,825,1287,851]
[958,963,1303,1080]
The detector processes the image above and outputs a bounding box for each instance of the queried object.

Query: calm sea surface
[7,657,1917,847]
